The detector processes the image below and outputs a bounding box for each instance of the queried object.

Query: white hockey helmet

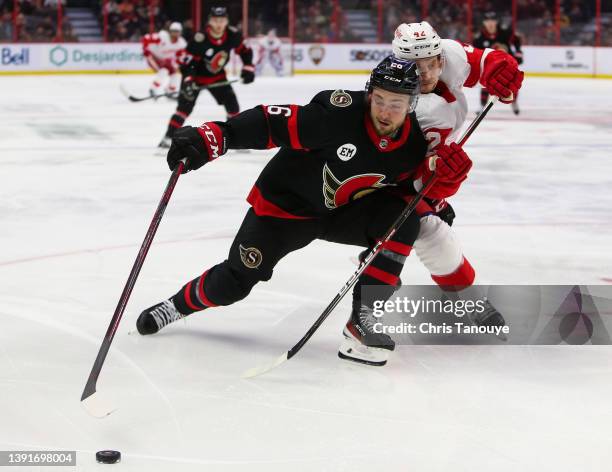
[169,22,183,32]
[392,22,442,60]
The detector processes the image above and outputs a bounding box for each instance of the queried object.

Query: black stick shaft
[81,162,185,401]
[128,80,239,102]
[286,98,497,361]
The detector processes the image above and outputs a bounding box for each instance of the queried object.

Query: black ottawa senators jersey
[474,27,523,63]
[218,89,428,218]
[179,25,253,83]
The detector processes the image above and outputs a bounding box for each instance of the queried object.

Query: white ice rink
[1,73,612,471]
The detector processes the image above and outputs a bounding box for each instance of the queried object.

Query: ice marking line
[1,222,607,269]
[0,231,235,267]
[485,116,612,125]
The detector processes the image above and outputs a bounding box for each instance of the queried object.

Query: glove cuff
[196,122,227,161]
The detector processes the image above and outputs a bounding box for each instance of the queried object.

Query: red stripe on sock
[431,257,476,291]
[379,240,412,256]
[197,270,218,307]
[169,120,182,128]
[363,265,400,286]
[183,281,200,310]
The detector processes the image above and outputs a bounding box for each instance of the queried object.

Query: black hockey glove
[167,123,228,173]
[241,65,255,84]
[436,201,456,227]
[422,198,456,226]
[180,77,199,101]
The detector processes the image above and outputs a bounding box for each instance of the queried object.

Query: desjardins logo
[49,46,68,66]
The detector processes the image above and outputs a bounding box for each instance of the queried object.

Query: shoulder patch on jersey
[330,89,352,108]
[228,26,238,33]
[194,32,204,42]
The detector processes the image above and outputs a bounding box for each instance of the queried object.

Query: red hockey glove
[482,51,524,104]
[432,143,472,184]
[167,122,227,172]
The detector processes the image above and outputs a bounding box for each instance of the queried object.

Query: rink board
[2,43,612,78]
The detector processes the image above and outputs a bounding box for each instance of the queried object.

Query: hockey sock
[172,270,218,315]
[166,111,188,137]
[431,257,475,291]
[356,240,411,307]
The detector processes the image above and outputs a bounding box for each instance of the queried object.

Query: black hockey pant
[172,191,420,315]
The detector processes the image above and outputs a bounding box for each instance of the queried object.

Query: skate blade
[338,334,389,367]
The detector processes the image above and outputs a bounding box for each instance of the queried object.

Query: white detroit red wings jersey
[415,39,492,155]
[142,30,186,64]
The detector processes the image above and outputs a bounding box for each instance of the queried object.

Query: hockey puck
[96,450,121,464]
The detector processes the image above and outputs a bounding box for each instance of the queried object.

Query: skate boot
[338,304,395,366]
[137,298,187,335]
[158,135,171,149]
[469,298,507,341]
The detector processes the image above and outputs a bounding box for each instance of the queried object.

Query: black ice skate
[469,298,507,341]
[338,304,396,367]
[137,299,187,335]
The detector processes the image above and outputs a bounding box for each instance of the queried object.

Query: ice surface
[1,74,611,471]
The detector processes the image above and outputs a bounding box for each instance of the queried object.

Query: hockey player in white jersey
[142,22,187,97]
[338,21,524,366]
[253,29,284,77]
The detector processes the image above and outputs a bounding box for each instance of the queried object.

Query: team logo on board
[322,164,386,209]
[239,245,263,269]
[330,89,352,107]
[308,44,325,65]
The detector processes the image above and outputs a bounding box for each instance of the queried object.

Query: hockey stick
[242,96,498,379]
[120,79,240,103]
[81,160,186,418]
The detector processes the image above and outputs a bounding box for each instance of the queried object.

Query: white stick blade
[81,392,116,418]
[241,352,288,379]
[119,83,131,99]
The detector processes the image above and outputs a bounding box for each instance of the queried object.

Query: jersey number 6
[266,105,292,117]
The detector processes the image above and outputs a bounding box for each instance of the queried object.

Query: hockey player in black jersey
[474,11,524,115]
[158,6,255,148]
[137,56,473,366]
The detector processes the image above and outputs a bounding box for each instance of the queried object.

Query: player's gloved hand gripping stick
[80,158,188,418]
[243,96,499,379]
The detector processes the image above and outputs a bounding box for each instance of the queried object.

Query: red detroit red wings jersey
[217,90,429,218]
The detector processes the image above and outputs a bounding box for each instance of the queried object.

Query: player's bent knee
[205,264,263,306]
[414,215,463,275]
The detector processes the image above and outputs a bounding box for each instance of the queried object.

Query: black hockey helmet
[367,55,420,111]
[209,6,228,18]
[483,11,498,21]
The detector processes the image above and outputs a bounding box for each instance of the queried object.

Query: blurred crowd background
[1,0,610,46]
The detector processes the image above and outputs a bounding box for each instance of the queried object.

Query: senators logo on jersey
[322,163,386,209]
[206,51,229,74]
